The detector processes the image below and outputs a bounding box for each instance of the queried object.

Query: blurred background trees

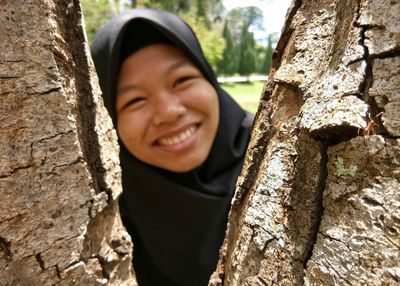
[81,0,279,77]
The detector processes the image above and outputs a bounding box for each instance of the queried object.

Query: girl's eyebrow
[167,59,193,73]
[117,59,194,96]
[117,83,138,96]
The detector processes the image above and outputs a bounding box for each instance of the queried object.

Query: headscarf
[91,8,252,286]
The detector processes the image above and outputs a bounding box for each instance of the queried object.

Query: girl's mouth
[158,125,197,147]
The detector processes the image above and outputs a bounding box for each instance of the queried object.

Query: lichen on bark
[304,136,400,285]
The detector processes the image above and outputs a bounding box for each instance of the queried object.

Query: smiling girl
[91,9,252,286]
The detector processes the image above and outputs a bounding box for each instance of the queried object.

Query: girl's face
[116,44,219,172]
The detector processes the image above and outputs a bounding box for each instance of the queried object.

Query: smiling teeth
[159,126,196,146]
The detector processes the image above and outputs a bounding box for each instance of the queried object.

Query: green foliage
[135,0,222,23]
[180,12,225,71]
[259,35,274,75]
[207,0,224,23]
[219,6,263,76]
[81,0,277,77]
[218,21,239,75]
[243,6,264,30]
[136,0,191,12]
[196,0,210,28]
[225,6,263,42]
[81,0,120,43]
[238,20,256,76]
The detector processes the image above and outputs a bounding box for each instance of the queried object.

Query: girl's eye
[174,76,193,87]
[123,97,145,109]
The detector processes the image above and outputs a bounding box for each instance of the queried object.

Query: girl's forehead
[120,44,195,72]
[117,44,201,94]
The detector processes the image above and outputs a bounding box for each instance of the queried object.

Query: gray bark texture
[0,0,136,285]
[211,0,399,285]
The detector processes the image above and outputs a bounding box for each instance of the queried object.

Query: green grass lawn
[221,81,264,114]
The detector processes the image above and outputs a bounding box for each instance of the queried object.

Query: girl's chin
[158,158,203,173]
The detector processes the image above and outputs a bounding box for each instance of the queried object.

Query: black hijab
[91,8,252,286]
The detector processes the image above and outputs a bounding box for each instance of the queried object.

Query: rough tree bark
[212,0,399,285]
[2,0,398,285]
[0,0,136,285]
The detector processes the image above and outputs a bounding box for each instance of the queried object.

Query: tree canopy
[81,0,276,76]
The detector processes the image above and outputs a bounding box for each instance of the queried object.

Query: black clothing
[91,8,252,286]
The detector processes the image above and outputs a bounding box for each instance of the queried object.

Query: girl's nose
[153,92,186,126]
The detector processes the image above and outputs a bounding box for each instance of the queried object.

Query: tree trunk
[213,0,399,285]
[2,0,398,285]
[0,0,136,285]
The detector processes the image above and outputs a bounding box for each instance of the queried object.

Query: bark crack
[371,46,400,59]
[35,129,74,144]
[55,265,62,279]
[234,120,276,205]
[3,59,24,63]
[261,237,276,253]
[318,231,350,250]
[0,214,22,225]
[0,76,20,79]
[0,163,33,179]
[32,130,77,168]
[354,0,387,136]
[256,276,268,286]
[35,253,45,270]
[0,236,13,262]
[49,157,83,173]
[61,259,84,273]
[37,87,62,95]
[354,0,373,100]
[302,142,328,269]
[357,28,373,101]
[92,255,111,280]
